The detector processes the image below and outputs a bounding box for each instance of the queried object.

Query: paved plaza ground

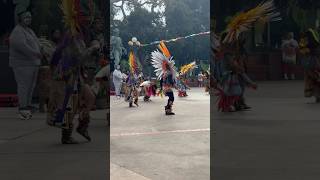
[0,108,108,180]
[1,81,319,180]
[110,87,210,180]
[213,81,320,180]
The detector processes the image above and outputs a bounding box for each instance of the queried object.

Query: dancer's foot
[166,111,175,115]
[134,100,139,106]
[61,137,79,144]
[241,104,252,110]
[18,110,32,120]
[222,106,236,112]
[165,105,175,115]
[76,128,91,141]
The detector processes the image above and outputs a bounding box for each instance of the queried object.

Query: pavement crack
[111,162,152,180]
[6,127,49,141]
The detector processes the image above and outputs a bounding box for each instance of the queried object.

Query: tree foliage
[111,0,210,76]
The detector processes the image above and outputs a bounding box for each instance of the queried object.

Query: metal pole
[267,21,271,49]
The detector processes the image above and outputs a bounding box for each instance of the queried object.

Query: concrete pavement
[0,108,108,180]
[213,81,320,180]
[2,81,316,180]
[110,88,210,180]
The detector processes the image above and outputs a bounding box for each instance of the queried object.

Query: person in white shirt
[281,32,299,80]
[198,72,204,87]
[9,11,42,120]
[112,65,123,99]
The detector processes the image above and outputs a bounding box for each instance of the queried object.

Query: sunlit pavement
[110,87,210,180]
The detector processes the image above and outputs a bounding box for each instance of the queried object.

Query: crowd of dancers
[112,41,210,115]
[211,0,320,113]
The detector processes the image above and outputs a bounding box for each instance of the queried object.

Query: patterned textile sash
[222,73,243,96]
[301,55,318,70]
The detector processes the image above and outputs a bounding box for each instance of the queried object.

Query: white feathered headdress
[151,41,177,80]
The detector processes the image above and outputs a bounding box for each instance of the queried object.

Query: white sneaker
[19,110,32,120]
[291,74,295,80]
[284,74,288,80]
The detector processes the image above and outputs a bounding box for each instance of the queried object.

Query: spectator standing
[281,32,299,80]
[9,11,41,120]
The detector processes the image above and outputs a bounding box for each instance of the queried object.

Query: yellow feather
[180,61,197,75]
[60,0,80,36]
[224,0,280,43]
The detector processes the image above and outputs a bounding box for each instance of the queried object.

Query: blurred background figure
[9,11,42,120]
[281,32,299,80]
[38,28,62,112]
[113,65,123,99]
[198,71,204,87]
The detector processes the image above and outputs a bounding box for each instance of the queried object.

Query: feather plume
[151,50,177,80]
[128,50,137,74]
[308,28,320,44]
[158,41,171,58]
[180,61,198,75]
[151,42,177,80]
[60,0,80,35]
[223,0,281,43]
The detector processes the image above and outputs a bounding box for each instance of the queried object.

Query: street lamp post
[128,37,142,72]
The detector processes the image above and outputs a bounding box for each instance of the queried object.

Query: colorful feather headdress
[180,61,198,75]
[151,41,176,80]
[308,28,320,44]
[223,0,281,43]
[60,0,94,36]
[128,50,138,74]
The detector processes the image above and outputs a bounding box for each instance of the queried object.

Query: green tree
[111,0,210,76]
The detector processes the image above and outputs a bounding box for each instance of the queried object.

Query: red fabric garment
[214,87,240,112]
[146,86,154,97]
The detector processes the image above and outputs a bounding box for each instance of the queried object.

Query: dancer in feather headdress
[176,73,189,97]
[47,0,99,144]
[151,41,177,115]
[213,0,279,112]
[299,29,320,103]
[126,50,140,107]
[203,69,210,93]
[177,61,197,97]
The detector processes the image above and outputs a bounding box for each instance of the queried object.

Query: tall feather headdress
[60,0,94,36]
[151,41,176,80]
[223,0,281,43]
[128,50,138,74]
[308,28,320,44]
[180,61,198,75]
[158,41,171,58]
